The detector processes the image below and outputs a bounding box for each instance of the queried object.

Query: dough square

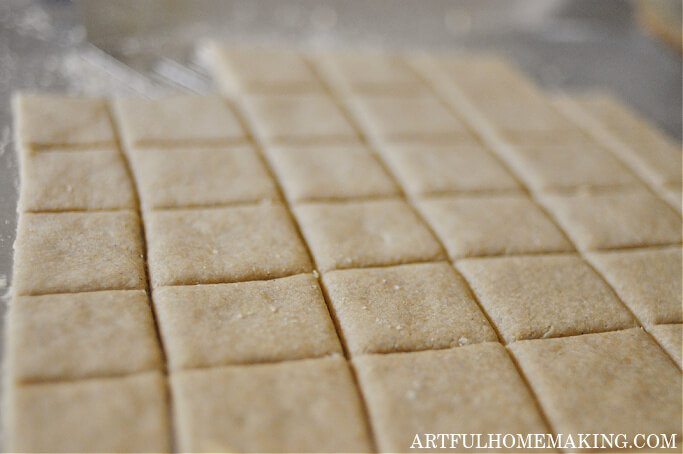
[207,45,322,94]
[509,328,682,439]
[322,262,497,355]
[19,148,136,212]
[662,184,682,214]
[154,274,342,370]
[472,96,572,137]
[114,96,247,147]
[171,356,372,453]
[508,138,642,192]
[14,95,116,149]
[456,254,637,343]
[352,95,469,143]
[129,146,278,209]
[241,94,360,145]
[264,144,399,202]
[380,141,521,196]
[540,191,682,250]
[7,290,162,383]
[313,52,426,95]
[586,247,682,326]
[13,211,145,295]
[353,343,549,453]
[145,203,311,287]
[649,324,682,369]
[294,199,445,271]
[6,371,170,453]
[418,194,573,260]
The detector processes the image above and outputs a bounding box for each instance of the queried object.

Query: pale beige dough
[352,94,468,143]
[114,96,247,147]
[471,96,574,137]
[145,203,311,287]
[6,371,170,453]
[294,199,444,271]
[241,93,360,144]
[14,94,116,149]
[7,290,162,383]
[649,324,682,368]
[457,254,637,343]
[206,45,322,94]
[509,328,682,440]
[586,247,682,326]
[13,211,145,295]
[540,190,682,250]
[418,194,573,260]
[380,141,521,196]
[129,146,278,209]
[154,274,341,369]
[313,52,426,95]
[19,148,136,211]
[264,144,399,202]
[322,262,497,355]
[507,138,642,192]
[171,357,372,453]
[353,343,549,453]
[662,183,682,214]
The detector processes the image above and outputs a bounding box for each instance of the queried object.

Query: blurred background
[0,0,681,298]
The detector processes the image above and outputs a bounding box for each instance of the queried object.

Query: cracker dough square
[13,211,145,295]
[353,343,549,453]
[649,324,682,369]
[114,96,246,147]
[171,357,372,452]
[15,95,116,149]
[456,254,637,343]
[6,371,170,453]
[19,148,136,211]
[129,146,278,209]
[146,204,311,287]
[241,94,360,144]
[313,52,426,95]
[381,142,520,196]
[207,45,322,94]
[8,290,162,383]
[322,262,497,355]
[508,138,641,192]
[264,145,399,202]
[509,329,682,439]
[418,195,573,260]
[352,95,468,143]
[472,96,572,136]
[662,184,682,214]
[586,247,682,326]
[540,191,682,250]
[154,274,341,369]
[294,199,445,271]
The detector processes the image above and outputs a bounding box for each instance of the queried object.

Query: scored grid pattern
[6,48,682,452]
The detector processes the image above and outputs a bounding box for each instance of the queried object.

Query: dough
[114,96,247,147]
[145,203,311,287]
[322,262,497,354]
[19,148,136,212]
[171,356,372,452]
[294,199,444,271]
[241,93,360,144]
[540,190,682,250]
[509,328,682,440]
[7,372,170,453]
[380,141,521,196]
[457,254,637,342]
[13,211,146,295]
[353,343,549,453]
[264,144,399,202]
[154,273,341,369]
[8,290,162,383]
[587,246,682,326]
[418,194,573,259]
[129,146,278,209]
[649,324,682,369]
